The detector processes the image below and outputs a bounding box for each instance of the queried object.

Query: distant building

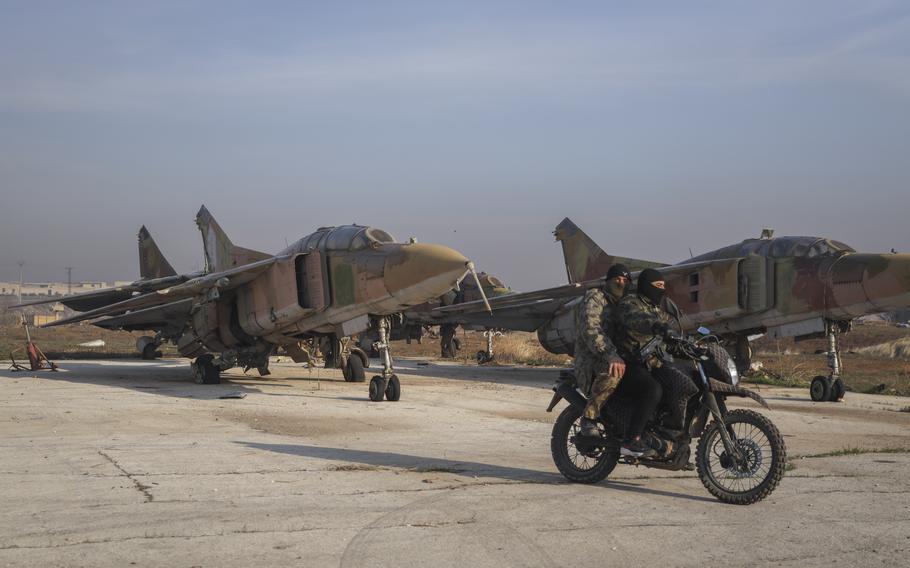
[0,280,130,297]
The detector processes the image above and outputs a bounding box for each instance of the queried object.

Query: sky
[1,1,908,291]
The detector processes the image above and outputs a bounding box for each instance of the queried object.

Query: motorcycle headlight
[726,357,740,386]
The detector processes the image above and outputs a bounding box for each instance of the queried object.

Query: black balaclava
[604,263,631,298]
[637,268,665,305]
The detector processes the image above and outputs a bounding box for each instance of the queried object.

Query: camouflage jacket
[611,294,677,369]
[573,288,622,392]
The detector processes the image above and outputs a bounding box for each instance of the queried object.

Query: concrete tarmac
[1,358,908,567]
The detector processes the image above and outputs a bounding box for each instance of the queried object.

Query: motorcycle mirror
[697,326,711,335]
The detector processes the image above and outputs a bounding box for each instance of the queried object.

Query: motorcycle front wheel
[696,409,786,504]
[550,405,619,484]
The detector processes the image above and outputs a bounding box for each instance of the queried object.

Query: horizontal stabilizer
[93,299,193,333]
[39,256,283,328]
[9,273,190,312]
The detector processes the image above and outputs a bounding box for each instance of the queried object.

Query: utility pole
[65,267,73,295]
[17,260,25,303]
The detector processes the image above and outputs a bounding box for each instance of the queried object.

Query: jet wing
[10,274,193,312]
[40,256,285,328]
[92,299,193,333]
[429,279,604,331]
[433,280,598,316]
[431,297,571,332]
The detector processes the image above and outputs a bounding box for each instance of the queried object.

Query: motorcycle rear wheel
[550,405,619,484]
[696,409,786,505]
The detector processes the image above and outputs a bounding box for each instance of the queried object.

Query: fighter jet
[435,218,910,402]
[13,206,486,401]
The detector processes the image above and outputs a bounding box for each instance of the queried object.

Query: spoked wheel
[550,405,619,484]
[696,409,786,504]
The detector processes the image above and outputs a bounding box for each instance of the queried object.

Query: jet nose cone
[384,243,469,302]
[828,253,910,317]
[861,253,910,312]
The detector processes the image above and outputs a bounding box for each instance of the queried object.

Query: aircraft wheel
[829,378,846,401]
[141,343,159,360]
[344,356,366,383]
[192,355,221,385]
[385,374,401,401]
[369,376,386,401]
[810,376,831,402]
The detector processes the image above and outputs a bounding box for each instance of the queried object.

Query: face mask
[604,278,626,298]
[640,281,665,305]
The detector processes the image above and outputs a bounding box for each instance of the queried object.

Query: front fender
[708,378,770,409]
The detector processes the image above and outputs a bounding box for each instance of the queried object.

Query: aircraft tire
[733,336,752,375]
[192,355,221,385]
[141,343,159,360]
[369,376,386,401]
[385,374,401,401]
[344,356,366,383]
[829,378,846,401]
[810,376,831,402]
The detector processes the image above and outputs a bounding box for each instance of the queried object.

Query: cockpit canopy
[689,236,854,263]
[300,225,397,252]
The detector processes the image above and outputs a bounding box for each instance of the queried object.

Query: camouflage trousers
[582,370,623,421]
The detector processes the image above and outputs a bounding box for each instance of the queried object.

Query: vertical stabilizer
[138,226,177,279]
[553,218,667,283]
[195,206,271,273]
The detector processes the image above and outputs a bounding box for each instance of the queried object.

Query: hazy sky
[2,1,908,290]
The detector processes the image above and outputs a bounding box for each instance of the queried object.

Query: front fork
[697,362,744,461]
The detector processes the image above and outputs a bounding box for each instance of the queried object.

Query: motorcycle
[547,330,786,505]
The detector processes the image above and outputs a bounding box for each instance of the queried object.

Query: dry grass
[490,332,570,367]
[856,337,910,360]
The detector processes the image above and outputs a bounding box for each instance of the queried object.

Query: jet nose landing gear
[368,317,401,402]
[810,323,847,402]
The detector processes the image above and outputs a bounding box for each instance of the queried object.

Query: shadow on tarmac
[239,441,717,504]
[0,359,269,400]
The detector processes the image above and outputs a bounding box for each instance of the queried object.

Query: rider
[611,268,697,457]
[574,264,632,437]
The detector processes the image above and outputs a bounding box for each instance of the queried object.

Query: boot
[578,418,600,437]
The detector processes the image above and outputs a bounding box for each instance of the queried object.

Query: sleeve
[615,298,663,338]
[576,290,620,361]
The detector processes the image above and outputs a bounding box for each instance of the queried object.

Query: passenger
[611,268,696,458]
[574,264,632,437]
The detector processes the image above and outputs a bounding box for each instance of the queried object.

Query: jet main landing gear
[368,317,401,402]
[810,323,847,402]
[191,354,221,384]
[476,329,502,364]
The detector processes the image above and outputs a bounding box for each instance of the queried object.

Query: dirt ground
[1,355,908,567]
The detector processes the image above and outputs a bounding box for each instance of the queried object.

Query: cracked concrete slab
[1,358,908,567]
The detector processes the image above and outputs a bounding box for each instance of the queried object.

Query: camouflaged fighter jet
[434,218,910,402]
[13,206,488,401]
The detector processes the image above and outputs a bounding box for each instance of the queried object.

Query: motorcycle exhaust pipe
[546,380,588,412]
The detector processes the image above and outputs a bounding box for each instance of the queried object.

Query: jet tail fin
[196,205,271,273]
[138,226,177,279]
[553,218,667,283]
